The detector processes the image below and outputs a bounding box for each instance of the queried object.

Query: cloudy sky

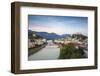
[28,15,88,35]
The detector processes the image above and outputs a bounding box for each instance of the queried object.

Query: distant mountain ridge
[36,32,61,40]
[28,30,70,40]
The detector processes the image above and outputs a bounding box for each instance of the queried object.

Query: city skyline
[28,15,88,36]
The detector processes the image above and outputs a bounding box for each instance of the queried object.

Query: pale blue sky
[28,15,88,35]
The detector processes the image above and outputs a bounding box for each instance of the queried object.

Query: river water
[28,40,60,60]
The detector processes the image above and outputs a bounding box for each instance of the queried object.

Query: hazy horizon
[28,15,88,36]
[28,29,88,37]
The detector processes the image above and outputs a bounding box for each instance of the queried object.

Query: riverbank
[28,43,47,56]
[28,40,60,60]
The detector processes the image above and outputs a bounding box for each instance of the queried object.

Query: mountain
[61,34,71,38]
[28,30,70,40]
[28,29,33,33]
[35,32,61,40]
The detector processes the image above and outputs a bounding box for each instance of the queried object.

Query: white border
[20,6,95,70]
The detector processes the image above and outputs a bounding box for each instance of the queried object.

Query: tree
[59,44,85,59]
[72,34,87,40]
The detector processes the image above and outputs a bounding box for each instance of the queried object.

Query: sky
[28,15,88,36]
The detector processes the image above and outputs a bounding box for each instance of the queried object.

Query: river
[28,40,60,60]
